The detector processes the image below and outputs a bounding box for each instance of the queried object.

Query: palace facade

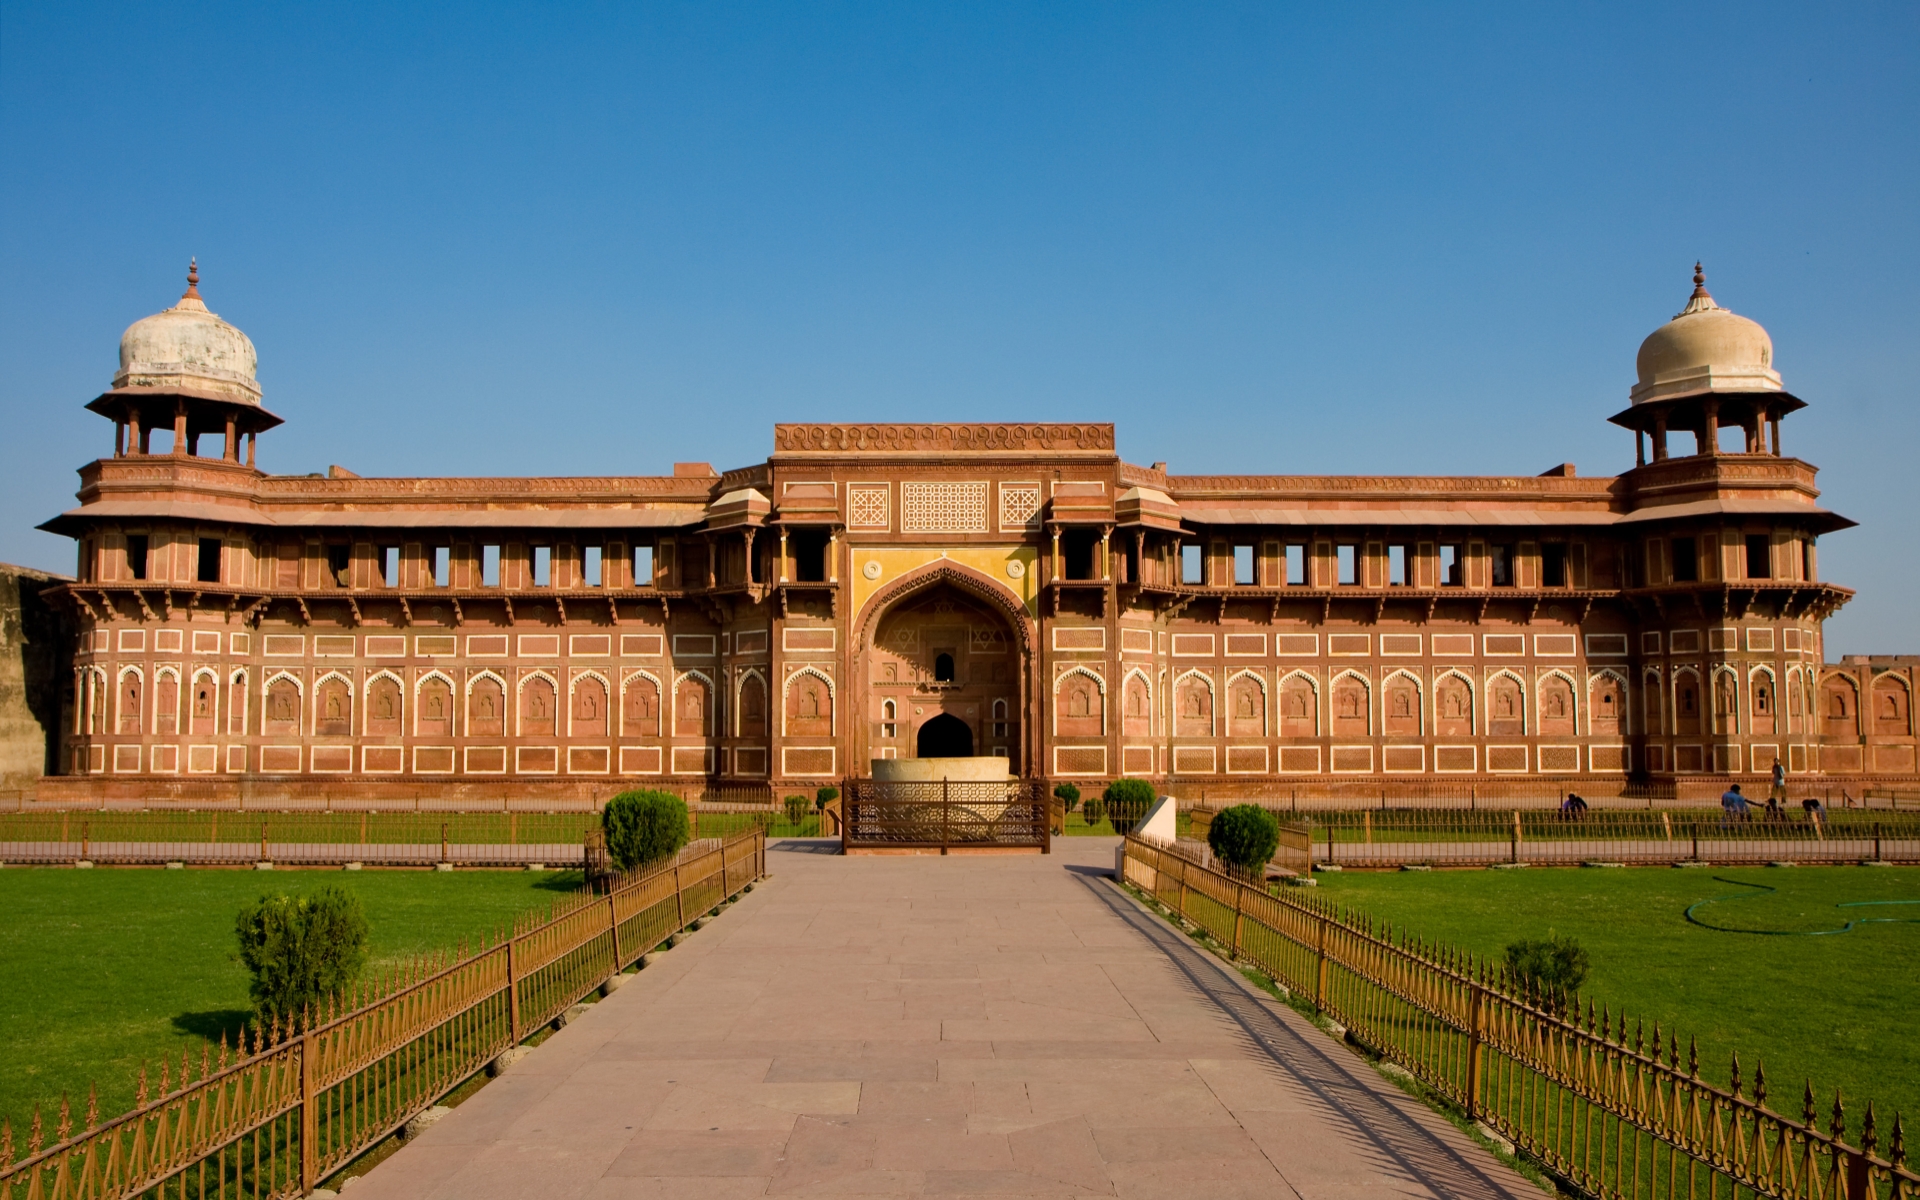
[33,265,1920,802]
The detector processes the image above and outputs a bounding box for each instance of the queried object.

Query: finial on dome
[183,258,201,301]
[1677,260,1717,316]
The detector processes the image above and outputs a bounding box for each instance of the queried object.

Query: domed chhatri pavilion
[32,264,1918,802]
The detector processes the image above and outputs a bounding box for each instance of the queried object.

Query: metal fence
[842,778,1050,853]
[1122,836,1916,1200]
[0,828,766,1200]
[1288,809,1920,869]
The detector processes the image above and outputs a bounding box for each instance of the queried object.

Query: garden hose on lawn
[1683,876,1920,936]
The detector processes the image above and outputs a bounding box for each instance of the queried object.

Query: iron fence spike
[1862,1102,1878,1153]
[2,1116,14,1165]
[1832,1088,1847,1140]
[26,1107,41,1155]
[1753,1060,1766,1104]
[85,1081,98,1126]
[1729,1052,1741,1099]
[56,1093,70,1141]
[1890,1113,1906,1167]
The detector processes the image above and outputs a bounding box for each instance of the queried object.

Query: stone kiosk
[26,264,1919,806]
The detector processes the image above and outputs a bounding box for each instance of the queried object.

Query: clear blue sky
[2,3,1913,652]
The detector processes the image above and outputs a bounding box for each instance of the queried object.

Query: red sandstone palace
[33,264,1919,802]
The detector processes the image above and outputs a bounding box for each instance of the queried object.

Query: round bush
[1052,782,1081,812]
[1080,795,1107,826]
[1504,934,1590,1001]
[784,795,810,825]
[234,886,369,1022]
[602,789,691,871]
[1207,804,1281,872]
[1102,778,1157,833]
[815,785,840,810]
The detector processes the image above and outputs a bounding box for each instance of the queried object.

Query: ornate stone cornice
[773,424,1115,455]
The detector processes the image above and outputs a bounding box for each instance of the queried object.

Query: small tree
[602,789,690,871]
[1207,804,1280,875]
[784,794,810,825]
[1102,778,1157,834]
[815,785,840,811]
[1052,782,1081,813]
[235,887,369,1023]
[1080,794,1107,827]
[1504,933,1590,1004]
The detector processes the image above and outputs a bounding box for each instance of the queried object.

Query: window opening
[633,544,654,586]
[482,545,502,588]
[1063,531,1098,580]
[1387,545,1408,587]
[584,545,603,587]
[933,652,956,683]
[327,545,351,588]
[991,698,1009,738]
[1439,544,1462,586]
[1744,534,1770,580]
[380,546,400,587]
[1801,537,1814,582]
[433,546,450,587]
[791,530,828,583]
[1490,544,1513,587]
[881,698,897,739]
[1670,537,1699,583]
[1337,545,1358,586]
[1541,543,1567,588]
[197,538,221,584]
[1233,544,1255,586]
[1181,544,1203,584]
[532,546,552,587]
[1285,544,1306,585]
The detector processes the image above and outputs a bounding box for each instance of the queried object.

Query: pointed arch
[417,669,458,736]
[784,666,834,737]
[1642,666,1665,736]
[1672,666,1702,736]
[1784,665,1805,735]
[736,667,769,737]
[1331,669,1371,736]
[854,560,1037,656]
[516,670,557,737]
[189,667,220,736]
[1487,669,1526,736]
[1381,669,1421,736]
[1054,666,1105,737]
[153,665,181,735]
[675,669,714,737]
[227,667,249,736]
[1710,665,1740,735]
[1537,669,1578,736]
[1747,665,1778,735]
[1434,669,1474,736]
[1122,667,1154,738]
[621,669,662,737]
[314,669,354,736]
[366,668,406,736]
[1227,669,1268,737]
[569,669,611,737]
[1872,672,1912,735]
[1174,668,1215,738]
[262,670,303,736]
[80,665,108,735]
[1588,668,1628,736]
[1277,669,1319,737]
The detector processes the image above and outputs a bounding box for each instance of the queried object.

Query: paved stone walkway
[347,839,1539,1199]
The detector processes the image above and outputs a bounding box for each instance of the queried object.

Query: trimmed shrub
[1207,804,1280,873]
[815,785,840,811]
[1080,795,1107,827]
[603,789,690,871]
[1504,934,1590,1001]
[1102,778,1157,834]
[234,887,369,1023]
[1052,782,1081,813]
[784,795,810,825]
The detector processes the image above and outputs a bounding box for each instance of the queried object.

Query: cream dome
[113,261,261,405]
[1630,265,1781,406]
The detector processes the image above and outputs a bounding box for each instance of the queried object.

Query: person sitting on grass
[1559,793,1589,819]
[1720,783,1750,825]
[1802,796,1826,828]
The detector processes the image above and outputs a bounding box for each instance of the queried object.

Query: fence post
[1509,818,1517,864]
[673,857,685,931]
[942,777,951,855]
[1314,917,1329,1012]
[1874,823,1882,863]
[608,892,622,972]
[80,820,89,864]
[1230,878,1246,960]
[1465,985,1486,1121]
[300,1027,317,1193]
[506,939,522,1043]
[260,820,268,864]
[1692,831,1700,863]
[1175,859,1189,920]
[441,822,449,865]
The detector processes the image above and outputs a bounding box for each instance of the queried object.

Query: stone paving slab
[344,839,1541,1199]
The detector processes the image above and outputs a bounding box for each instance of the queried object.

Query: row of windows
[1172,541,1575,587]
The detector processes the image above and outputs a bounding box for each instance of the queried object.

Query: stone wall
[0,563,73,791]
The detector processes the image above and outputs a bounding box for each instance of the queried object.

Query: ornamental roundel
[862,560,883,580]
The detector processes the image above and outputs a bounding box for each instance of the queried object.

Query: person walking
[1769,758,1789,807]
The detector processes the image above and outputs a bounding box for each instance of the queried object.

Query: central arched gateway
[854,565,1036,777]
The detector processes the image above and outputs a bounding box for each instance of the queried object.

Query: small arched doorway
[916,712,974,758]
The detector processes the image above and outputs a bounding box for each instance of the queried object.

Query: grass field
[0,866,581,1135]
[1310,864,1920,1131]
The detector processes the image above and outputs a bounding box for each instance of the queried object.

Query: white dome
[113,261,261,405]
[1629,266,1781,406]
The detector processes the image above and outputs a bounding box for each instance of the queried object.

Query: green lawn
[1310,865,1920,1131]
[0,866,581,1135]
